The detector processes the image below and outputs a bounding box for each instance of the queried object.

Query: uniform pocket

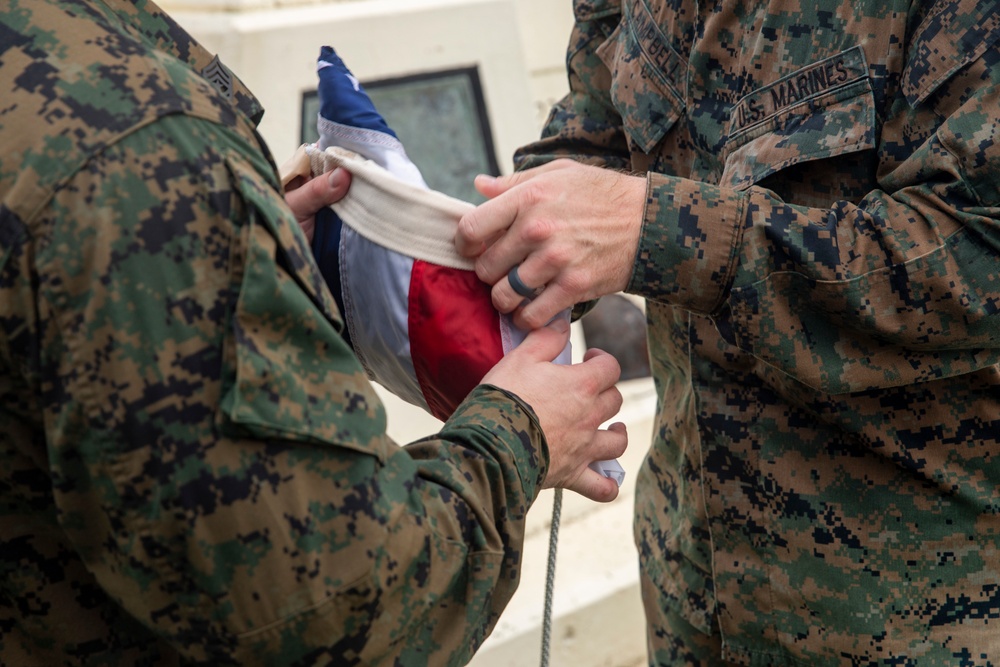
[596,1,685,154]
[902,0,1000,106]
[722,46,876,191]
[220,155,388,458]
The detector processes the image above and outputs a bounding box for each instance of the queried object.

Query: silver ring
[508,264,540,299]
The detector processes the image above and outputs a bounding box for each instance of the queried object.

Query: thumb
[287,167,351,223]
[473,173,513,199]
[473,160,575,199]
[511,317,571,363]
[472,164,546,199]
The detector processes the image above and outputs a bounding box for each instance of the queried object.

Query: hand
[456,159,645,330]
[482,318,627,502]
[284,167,351,242]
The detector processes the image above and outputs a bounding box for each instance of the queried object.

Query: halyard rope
[540,488,563,667]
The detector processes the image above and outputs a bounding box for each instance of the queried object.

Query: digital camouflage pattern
[0,1,549,664]
[517,0,1000,664]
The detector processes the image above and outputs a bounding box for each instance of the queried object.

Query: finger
[457,161,575,259]
[567,468,620,503]
[509,317,572,362]
[455,192,520,258]
[513,281,582,331]
[573,348,622,391]
[491,257,561,314]
[472,173,508,200]
[580,386,624,432]
[583,347,612,363]
[596,384,625,422]
[567,424,628,501]
[603,421,628,456]
[285,167,351,223]
[583,423,630,463]
[474,160,577,198]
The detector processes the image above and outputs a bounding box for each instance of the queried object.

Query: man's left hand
[455,159,645,330]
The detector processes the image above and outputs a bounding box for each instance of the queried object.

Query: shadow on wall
[580,295,650,381]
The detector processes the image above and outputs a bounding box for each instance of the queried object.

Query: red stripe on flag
[408,260,504,421]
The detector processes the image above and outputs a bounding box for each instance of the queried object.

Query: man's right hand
[482,319,627,503]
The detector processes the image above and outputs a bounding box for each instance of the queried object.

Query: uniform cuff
[626,172,748,315]
[446,384,549,502]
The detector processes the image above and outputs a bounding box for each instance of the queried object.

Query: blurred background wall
[164,0,574,185]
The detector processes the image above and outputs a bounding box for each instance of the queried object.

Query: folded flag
[281,46,623,485]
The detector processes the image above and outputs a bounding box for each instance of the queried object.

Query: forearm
[226,386,545,665]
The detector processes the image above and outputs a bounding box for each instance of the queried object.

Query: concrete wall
[165,0,574,170]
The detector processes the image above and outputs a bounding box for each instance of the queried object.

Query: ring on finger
[508,264,543,299]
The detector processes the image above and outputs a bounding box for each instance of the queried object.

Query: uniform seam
[938,128,987,208]
[710,188,748,317]
[734,233,954,292]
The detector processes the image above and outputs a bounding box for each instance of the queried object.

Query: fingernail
[548,318,569,333]
[328,168,346,189]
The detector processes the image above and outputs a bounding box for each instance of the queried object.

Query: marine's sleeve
[32,112,547,665]
[627,15,1000,395]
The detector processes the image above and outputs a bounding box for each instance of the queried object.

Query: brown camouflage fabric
[0,1,550,664]
[516,0,1000,664]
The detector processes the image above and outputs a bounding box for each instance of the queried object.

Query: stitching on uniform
[623,1,686,106]
[743,236,953,290]
[711,188,748,316]
[692,308,725,650]
[728,77,872,145]
[937,127,986,208]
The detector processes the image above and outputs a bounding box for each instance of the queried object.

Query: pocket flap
[597,6,685,154]
[722,47,876,190]
[221,156,387,458]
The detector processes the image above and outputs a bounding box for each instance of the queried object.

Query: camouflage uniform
[516,0,1000,664]
[0,1,550,664]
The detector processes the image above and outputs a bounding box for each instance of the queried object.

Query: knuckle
[477,255,496,282]
[578,371,602,397]
[543,244,573,269]
[557,271,591,301]
[522,217,556,245]
[517,179,545,205]
[457,214,477,241]
[520,308,547,330]
[491,283,512,310]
